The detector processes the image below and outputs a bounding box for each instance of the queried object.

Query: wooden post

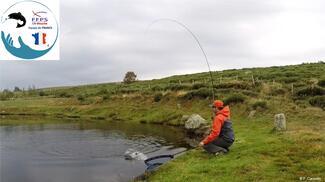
[291,84,294,95]
[251,75,255,86]
[179,80,181,85]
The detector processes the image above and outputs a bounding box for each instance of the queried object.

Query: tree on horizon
[123,71,137,84]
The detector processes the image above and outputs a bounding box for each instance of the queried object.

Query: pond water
[0,119,190,182]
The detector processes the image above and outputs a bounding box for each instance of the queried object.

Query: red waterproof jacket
[202,106,230,145]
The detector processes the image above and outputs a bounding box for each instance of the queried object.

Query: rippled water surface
[0,120,189,182]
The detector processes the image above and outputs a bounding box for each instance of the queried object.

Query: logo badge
[0,0,59,60]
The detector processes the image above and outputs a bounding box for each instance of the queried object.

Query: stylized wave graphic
[1,31,53,59]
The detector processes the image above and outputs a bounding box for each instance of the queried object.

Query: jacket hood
[216,106,230,118]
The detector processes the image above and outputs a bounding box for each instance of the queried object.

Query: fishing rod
[146,18,215,101]
[144,19,216,171]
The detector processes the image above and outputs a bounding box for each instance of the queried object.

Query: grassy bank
[148,114,324,181]
[1,62,324,181]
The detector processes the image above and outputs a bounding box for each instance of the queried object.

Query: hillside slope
[1,62,324,181]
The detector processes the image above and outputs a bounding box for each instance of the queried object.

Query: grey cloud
[1,0,325,89]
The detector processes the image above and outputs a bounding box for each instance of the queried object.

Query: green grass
[0,62,324,181]
[149,117,325,181]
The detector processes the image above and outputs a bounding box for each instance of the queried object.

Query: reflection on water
[0,119,189,182]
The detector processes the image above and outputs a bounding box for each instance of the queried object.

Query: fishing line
[146,18,215,101]
[144,19,215,169]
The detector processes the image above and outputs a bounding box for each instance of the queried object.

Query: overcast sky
[1,0,325,90]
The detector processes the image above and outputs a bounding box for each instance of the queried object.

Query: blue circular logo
[0,0,58,60]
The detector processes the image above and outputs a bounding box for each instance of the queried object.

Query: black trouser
[203,137,233,154]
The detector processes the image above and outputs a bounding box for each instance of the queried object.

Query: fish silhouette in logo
[8,12,26,28]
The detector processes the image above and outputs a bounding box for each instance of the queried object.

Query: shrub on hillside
[167,84,191,91]
[318,79,325,87]
[309,96,325,109]
[294,100,309,108]
[192,83,207,90]
[0,90,14,100]
[97,89,108,95]
[278,77,300,83]
[260,83,287,96]
[119,88,139,94]
[14,86,21,92]
[77,94,85,102]
[241,90,259,97]
[151,85,164,91]
[183,88,211,100]
[296,86,325,97]
[224,94,245,105]
[76,95,97,105]
[39,91,47,96]
[269,87,286,96]
[194,88,212,98]
[252,100,268,110]
[182,91,194,100]
[214,81,251,90]
[168,80,179,84]
[57,92,73,98]
[154,93,163,102]
[140,90,151,95]
[102,94,110,100]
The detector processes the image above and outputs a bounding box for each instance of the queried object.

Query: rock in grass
[194,125,210,136]
[274,113,286,131]
[184,137,200,147]
[248,110,256,118]
[185,114,207,129]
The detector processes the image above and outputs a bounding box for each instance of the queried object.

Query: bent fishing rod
[146,18,215,101]
[144,19,216,164]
